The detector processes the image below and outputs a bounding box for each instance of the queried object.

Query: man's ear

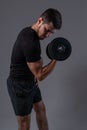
[37,17,44,26]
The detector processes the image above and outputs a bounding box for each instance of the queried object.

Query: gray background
[0,0,87,130]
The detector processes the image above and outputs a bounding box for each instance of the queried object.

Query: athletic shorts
[7,77,42,116]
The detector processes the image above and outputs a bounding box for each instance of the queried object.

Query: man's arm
[27,59,57,81]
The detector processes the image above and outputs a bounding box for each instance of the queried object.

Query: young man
[7,8,62,130]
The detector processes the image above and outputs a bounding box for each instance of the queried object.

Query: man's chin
[39,37,45,40]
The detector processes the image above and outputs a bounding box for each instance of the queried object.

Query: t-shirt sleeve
[21,35,41,62]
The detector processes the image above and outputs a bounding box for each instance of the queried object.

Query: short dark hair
[40,8,62,30]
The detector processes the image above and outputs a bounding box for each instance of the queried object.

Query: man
[7,8,62,130]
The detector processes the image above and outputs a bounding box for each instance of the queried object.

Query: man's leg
[33,101,49,130]
[17,115,31,130]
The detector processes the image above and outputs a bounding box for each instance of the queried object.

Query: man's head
[32,8,62,40]
[40,8,62,30]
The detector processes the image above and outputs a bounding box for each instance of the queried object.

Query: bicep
[27,59,43,78]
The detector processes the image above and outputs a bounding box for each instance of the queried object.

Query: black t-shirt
[9,27,41,83]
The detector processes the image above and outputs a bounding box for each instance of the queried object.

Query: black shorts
[7,77,42,116]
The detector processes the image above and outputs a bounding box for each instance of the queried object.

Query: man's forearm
[38,60,57,81]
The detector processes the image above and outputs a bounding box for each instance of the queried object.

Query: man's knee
[17,115,30,130]
[33,101,46,114]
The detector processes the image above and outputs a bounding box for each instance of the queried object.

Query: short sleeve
[21,33,41,62]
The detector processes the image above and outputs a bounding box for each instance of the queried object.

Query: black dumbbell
[46,37,72,61]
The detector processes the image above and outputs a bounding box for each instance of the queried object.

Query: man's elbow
[36,74,44,81]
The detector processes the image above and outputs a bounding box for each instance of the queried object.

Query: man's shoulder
[17,26,34,40]
[20,26,31,34]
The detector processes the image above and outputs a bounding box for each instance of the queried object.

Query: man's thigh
[7,77,35,116]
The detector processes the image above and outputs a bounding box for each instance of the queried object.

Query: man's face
[37,18,55,40]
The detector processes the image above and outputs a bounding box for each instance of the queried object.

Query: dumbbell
[46,37,72,61]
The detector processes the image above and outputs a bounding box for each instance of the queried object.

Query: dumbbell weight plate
[46,37,72,61]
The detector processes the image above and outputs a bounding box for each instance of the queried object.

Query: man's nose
[46,32,51,37]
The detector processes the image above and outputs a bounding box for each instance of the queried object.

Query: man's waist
[9,74,35,84]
